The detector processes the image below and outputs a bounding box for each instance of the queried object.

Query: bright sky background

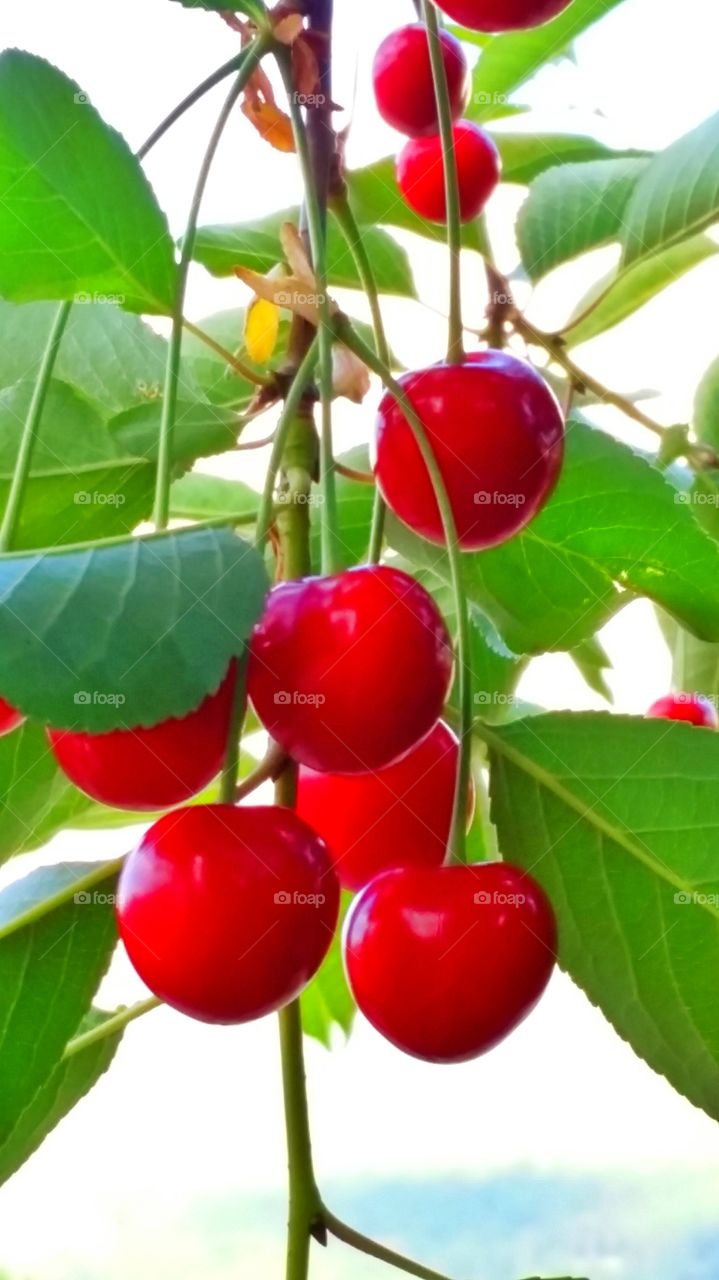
[1,0,719,1273]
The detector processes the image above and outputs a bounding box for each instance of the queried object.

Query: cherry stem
[234,741,288,802]
[153,35,273,532]
[276,44,342,577]
[63,998,162,1059]
[255,337,319,550]
[335,314,473,865]
[182,318,268,387]
[330,193,391,562]
[421,0,464,365]
[322,1211,455,1280]
[219,663,249,804]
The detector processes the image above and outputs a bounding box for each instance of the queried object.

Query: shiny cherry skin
[117,804,340,1024]
[396,122,500,223]
[47,660,238,811]
[374,351,564,550]
[0,697,25,737]
[437,0,573,32]
[646,693,718,729]
[247,566,453,775]
[373,24,469,138]
[297,721,472,891]
[344,861,557,1063]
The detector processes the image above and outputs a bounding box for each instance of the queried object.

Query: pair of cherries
[373,25,500,224]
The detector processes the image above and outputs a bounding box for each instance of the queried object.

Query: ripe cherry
[117,804,340,1024]
[344,861,556,1063]
[297,721,471,891]
[646,693,718,729]
[437,0,573,32]
[374,351,564,550]
[247,566,453,775]
[372,24,469,138]
[47,660,238,811]
[0,697,25,738]
[396,122,500,223]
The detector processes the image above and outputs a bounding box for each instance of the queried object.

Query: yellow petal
[244,296,281,364]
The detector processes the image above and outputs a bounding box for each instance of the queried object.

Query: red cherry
[646,693,718,729]
[437,0,573,32]
[374,351,564,550]
[396,122,500,223]
[344,861,556,1063]
[0,697,25,738]
[372,24,469,138]
[117,804,339,1024]
[47,660,239,810]
[297,721,471,891]
[247,566,453,775]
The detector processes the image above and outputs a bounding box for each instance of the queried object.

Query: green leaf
[0,300,180,416]
[517,158,648,280]
[345,159,485,251]
[301,894,355,1047]
[193,212,417,298]
[387,419,719,653]
[486,711,719,1120]
[694,354,719,454]
[0,525,268,730]
[467,0,629,115]
[0,861,118,1150]
[169,472,260,523]
[489,133,647,186]
[657,609,719,714]
[622,111,719,268]
[0,380,244,551]
[310,447,375,572]
[0,51,176,314]
[0,1005,121,1186]
[565,234,718,346]
[569,635,613,703]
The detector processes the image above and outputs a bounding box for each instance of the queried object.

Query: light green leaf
[345,159,485,250]
[0,525,268,730]
[569,635,613,703]
[486,711,719,1120]
[622,111,719,268]
[490,133,647,186]
[169,472,260,523]
[694,354,719,454]
[0,51,176,314]
[301,894,354,1047]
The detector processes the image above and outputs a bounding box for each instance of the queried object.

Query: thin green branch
[182,317,267,387]
[323,1210,454,1280]
[63,997,161,1059]
[219,661,248,804]
[255,338,319,550]
[136,51,255,161]
[153,34,274,530]
[421,0,464,363]
[336,314,473,864]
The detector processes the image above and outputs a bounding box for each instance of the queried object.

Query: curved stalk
[182,317,267,387]
[154,35,273,530]
[323,1210,455,1280]
[63,997,161,1059]
[335,315,472,863]
[421,0,464,363]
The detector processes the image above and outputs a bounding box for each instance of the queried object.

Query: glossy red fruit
[344,861,556,1063]
[396,122,500,223]
[47,661,238,811]
[646,693,718,729]
[373,24,469,138]
[0,697,25,738]
[437,0,573,32]
[297,721,471,891]
[247,566,453,775]
[117,804,339,1024]
[374,351,564,550]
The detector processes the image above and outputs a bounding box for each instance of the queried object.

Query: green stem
[336,315,473,864]
[276,48,341,576]
[136,52,255,161]
[219,662,248,804]
[331,193,389,563]
[153,35,273,530]
[421,0,464,364]
[63,997,161,1059]
[323,1211,454,1280]
[0,301,72,553]
[255,338,319,551]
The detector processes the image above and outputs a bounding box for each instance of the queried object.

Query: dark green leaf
[0,51,176,314]
[302,894,354,1047]
[0,525,268,730]
[486,711,719,1120]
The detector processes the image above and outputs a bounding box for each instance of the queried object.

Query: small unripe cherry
[437,0,573,32]
[396,122,501,223]
[372,24,469,138]
[645,694,718,729]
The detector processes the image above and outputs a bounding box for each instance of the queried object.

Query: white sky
[1,0,719,1270]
